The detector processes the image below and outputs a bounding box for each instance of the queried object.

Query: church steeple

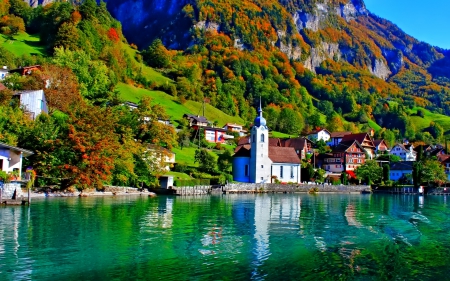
[254,97,266,127]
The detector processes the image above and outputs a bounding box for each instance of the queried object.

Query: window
[261,165,264,168]
[280,166,284,178]
[261,133,265,142]
[261,177,263,181]
[245,165,249,177]
[290,166,294,178]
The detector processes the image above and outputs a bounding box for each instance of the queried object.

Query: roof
[341,133,374,148]
[281,137,308,150]
[9,65,41,74]
[330,131,352,138]
[204,127,227,132]
[392,143,413,152]
[308,128,331,135]
[332,140,365,153]
[438,154,450,163]
[237,137,250,146]
[268,147,301,164]
[0,83,5,91]
[373,139,388,148]
[390,161,414,171]
[147,144,174,155]
[183,114,208,123]
[225,123,243,127]
[0,142,34,157]
[234,145,251,157]
[269,138,281,147]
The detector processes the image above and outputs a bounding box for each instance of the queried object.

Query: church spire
[254,96,266,127]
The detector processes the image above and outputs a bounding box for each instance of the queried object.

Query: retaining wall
[1,183,23,199]
[223,183,368,193]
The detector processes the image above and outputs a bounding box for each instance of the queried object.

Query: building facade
[390,144,416,161]
[14,90,48,120]
[0,142,34,180]
[322,140,366,174]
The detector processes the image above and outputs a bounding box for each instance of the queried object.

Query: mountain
[18,0,450,139]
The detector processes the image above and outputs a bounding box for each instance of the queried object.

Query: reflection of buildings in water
[345,204,362,227]
[250,195,302,278]
[0,207,32,280]
[140,197,174,231]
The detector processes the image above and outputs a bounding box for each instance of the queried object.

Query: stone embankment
[222,183,368,194]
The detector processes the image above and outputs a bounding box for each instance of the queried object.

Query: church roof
[269,147,301,164]
[234,145,251,157]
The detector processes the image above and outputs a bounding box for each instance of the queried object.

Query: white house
[232,103,301,183]
[223,123,247,137]
[0,66,8,80]
[146,145,175,172]
[204,127,234,143]
[389,161,414,183]
[308,128,331,142]
[0,142,34,180]
[390,144,416,161]
[14,90,48,120]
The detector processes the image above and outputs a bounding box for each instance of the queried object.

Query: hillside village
[0,0,449,194]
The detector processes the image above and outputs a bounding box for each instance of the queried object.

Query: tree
[355,160,382,185]
[42,64,83,113]
[142,39,171,68]
[277,107,304,135]
[301,162,314,183]
[217,149,233,174]
[421,159,447,187]
[195,148,216,174]
[314,168,326,183]
[382,164,390,182]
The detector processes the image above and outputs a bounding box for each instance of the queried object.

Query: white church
[232,104,301,183]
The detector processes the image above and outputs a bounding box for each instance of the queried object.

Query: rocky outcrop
[194,21,220,32]
[303,42,340,71]
[370,58,391,80]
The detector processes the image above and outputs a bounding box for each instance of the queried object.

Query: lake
[1,194,449,280]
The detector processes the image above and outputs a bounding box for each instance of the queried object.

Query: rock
[79,193,88,197]
[148,192,157,198]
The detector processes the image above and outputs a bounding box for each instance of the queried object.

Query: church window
[280,166,284,178]
[290,166,294,178]
[245,165,249,177]
[261,133,265,142]
[252,134,256,143]
[261,165,264,168]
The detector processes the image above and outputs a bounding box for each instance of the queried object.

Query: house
[280,137,311,160]
[0,142,34,180]
[322,140,366,174]
[307,128,331,142]
[183,114,209,128]
[0,66,8,80]
[389,161,414,183]
[232,104,301,183]
[374,139,390,155]
[146,145,175,171]
[223,123,247,137]
[438,154,450,181]
[341,133,376,159]
[9,65,42,76]
[204,127,234,143]
[14,90,48,120]
[390,143,416,161]
[327,131,352,147]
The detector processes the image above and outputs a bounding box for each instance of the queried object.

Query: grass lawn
[116,83,245,127]
[270,131,297,138]
[172,146,199,167]
[0,32,45,57]
[164,171,192,180]
[407,107,450,133]
[367,120,382,132]
[123,45,173,85]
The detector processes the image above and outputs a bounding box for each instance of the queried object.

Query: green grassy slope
[0,32,45,57]
[407,107,450,133]
[116,83,245,127]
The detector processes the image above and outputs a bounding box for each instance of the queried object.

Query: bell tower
[250,99,271,183]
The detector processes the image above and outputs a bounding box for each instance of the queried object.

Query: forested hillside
[1,0,450,189]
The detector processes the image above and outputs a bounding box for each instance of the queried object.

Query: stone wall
[1,183,23,199]
[223,183,368,193]
[103,186,140,193]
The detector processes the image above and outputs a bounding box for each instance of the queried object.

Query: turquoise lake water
[1,194,450,280]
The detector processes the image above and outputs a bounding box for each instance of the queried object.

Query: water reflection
[0,194,450,280]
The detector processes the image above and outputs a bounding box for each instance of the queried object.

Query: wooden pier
[174,186,212,196]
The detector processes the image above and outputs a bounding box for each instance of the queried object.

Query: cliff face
[22,0,449,86]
